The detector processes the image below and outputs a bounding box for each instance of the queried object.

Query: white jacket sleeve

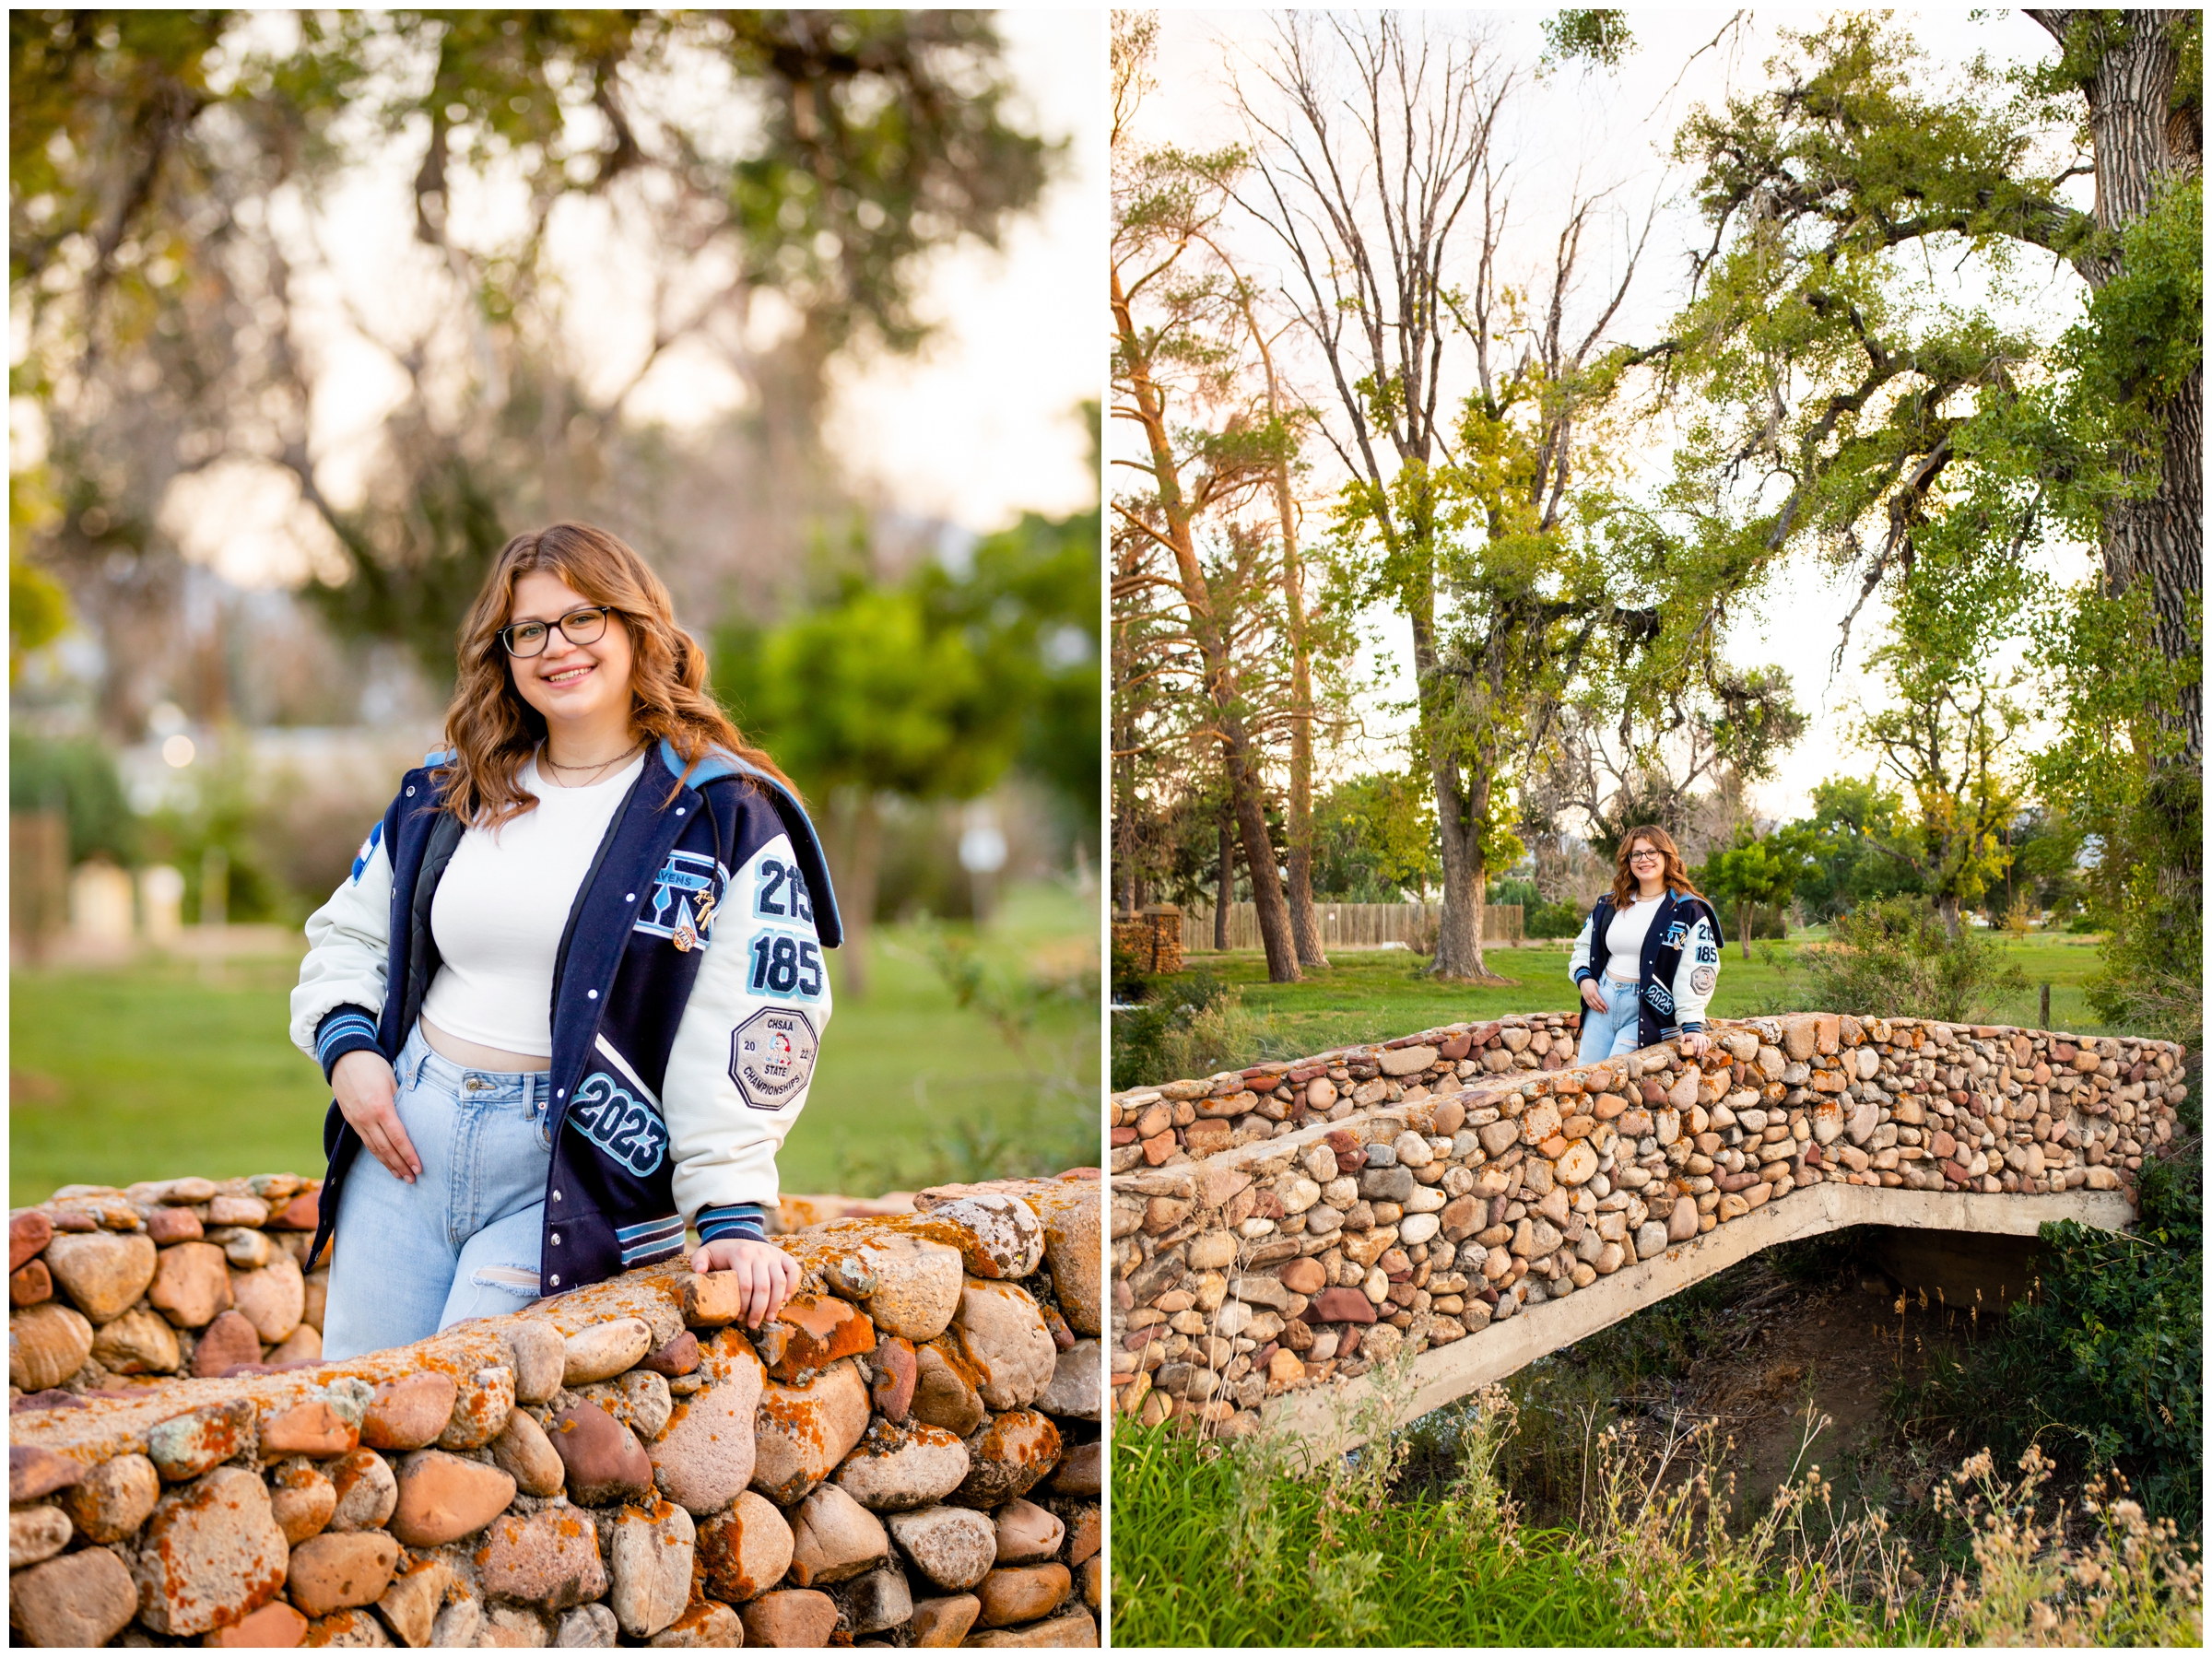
[1568,911,1598,986]
[289,820,394,1068]
[1667,915,1722,1031]
[660,828,832,1230]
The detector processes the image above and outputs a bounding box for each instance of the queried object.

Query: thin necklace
[541,739,641,787]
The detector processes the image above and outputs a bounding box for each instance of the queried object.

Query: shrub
[1791,895,2025,1023]
[1111,969,1245,1088]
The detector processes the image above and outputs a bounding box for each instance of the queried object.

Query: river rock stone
[206,1602,312,1648]
[993,1498,1065,1564]
[833,1564,915,1634]
[9,1545,138,1647]
[573,1369,670,1442]
[10,1210,54,1271]
[847,1234,965,1341]
[1035,1340,1102,1420]
[489,1404,567,1497]
[263,1399,357,1459]
[750,1357,870,1505]
[325,1449,397,1532]
[388,1449,515,1545]
[149,1240,232,1327]
[887,1504,998,1591]
[374,1557,454,1648]
[760,1294,877,1381]
[871,1334,918,1421]
[287,1530,401,1617]
[268,1459,337,1545]
[361,1373,459,1451]
[504,1319,567,1403]
[951,1279,1057,1410]
[910,1592,982,1647]
[10,1301,94,1391]
[951,1409,1061,1510]
[231,1254,306,1343]
[148,1397,257,1481]
[638,1329,700,1377]
[609,1499,695,1638]
[834,1419,971,1510]
[133,1465,290,1636]
[10,1503,73,1564]
[57,1451,160,1544]
[788,1483,891,1585]
[912,1338,989,1436]
[977,1564,1071,1628]
[563,1316,653,1385]
[88,1304,180,1374]
[42,1230,157,1322]
[1048,1440,1102,1498]
[439,1363,518,1451]
[925,1195,1045,1280]
[547,1399,654,1507]
[651,1367,761,1515]
[1634,1221,1668,1260]
[965,1606,1098,1646]
[696,1488,794,1602]
[739,1589,839,1648]
[478,1507,608,1611]
[644,1600,739,1647]
[1308,1287,1378,1325]
[191,1309,265,1377]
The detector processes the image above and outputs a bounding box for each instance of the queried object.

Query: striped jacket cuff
[314,1006,383,1083]
[694,1204,769,1244]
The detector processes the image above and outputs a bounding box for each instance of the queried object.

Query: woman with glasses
[289,523,839,1358]
[1569,826,1724,1064]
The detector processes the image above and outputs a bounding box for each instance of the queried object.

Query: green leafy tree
[1311,772,1442,902]
[1788,775,1925,921]
[1653,11,2200,1020]
[1699,822,1821,959]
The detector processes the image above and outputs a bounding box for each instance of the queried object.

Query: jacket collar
[656,740,841,948]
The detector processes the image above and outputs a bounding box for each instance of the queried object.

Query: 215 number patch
[752,857,814,923]
[747,928,825,1001]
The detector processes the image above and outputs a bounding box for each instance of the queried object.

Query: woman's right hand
[333,1050,421,1183]
[1579,977,1608,1014]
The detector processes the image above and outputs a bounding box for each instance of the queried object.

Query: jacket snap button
[552,1191,562,1203]
[587,989,598,1000]
[626,894,635,902]
[405,786,414,796]
[551,1232,560,1246]
[547,1275,559,1286]
[677,808,685,816]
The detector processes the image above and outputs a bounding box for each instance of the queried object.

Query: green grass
[1169,934,2120,1062]
[9,878,1098,1208]
[1110,1422,1909,1647]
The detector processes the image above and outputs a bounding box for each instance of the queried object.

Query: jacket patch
[1662,921,1691,949]
[567,1072,669,1177]
[350,820,382,884]
[1689,964,1718,995]
[731,1007,818,1111]
[1645,981,1676,1016]
[636,850,724,947]
[745,928,826,1001]
[752,856,815,923]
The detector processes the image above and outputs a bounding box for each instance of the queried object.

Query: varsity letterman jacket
[1568,888,1725,1049]
[288,740,841,1294]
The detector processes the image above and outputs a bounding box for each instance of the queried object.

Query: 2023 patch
[567,1071,669,1177]
[730,1006,818,1111]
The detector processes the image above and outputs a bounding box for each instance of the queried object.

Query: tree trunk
[829,787,883,1000]
[1215,814,1233,951]
[1937,891,1962,942]
[1227,730,1300,981]
[1739,903,1752,960]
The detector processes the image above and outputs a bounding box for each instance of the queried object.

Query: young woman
[1569,826,1724,1064]
[290,523,839,1359]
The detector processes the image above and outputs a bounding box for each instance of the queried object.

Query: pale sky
[151,9,1102,590]
[1124,8,2102,826]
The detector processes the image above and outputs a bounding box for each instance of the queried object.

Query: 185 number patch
[747,928,825,1001]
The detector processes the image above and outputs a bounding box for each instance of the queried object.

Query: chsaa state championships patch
[729,1007,818,1111]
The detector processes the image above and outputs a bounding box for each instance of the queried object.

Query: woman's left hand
[1680,1031,1712,1059]
[689,1238,800,1328]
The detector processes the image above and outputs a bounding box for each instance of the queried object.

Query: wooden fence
[1182,900,1525,953]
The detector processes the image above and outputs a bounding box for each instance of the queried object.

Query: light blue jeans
[1576,973,1643,1064]
[323,1022,554,1359]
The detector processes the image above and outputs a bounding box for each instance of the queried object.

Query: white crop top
[1605,896,1661,981]
[421,751,644,1056]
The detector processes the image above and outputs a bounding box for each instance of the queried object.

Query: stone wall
[9,1172,1102,1648]
[1107,1012,2184,1437]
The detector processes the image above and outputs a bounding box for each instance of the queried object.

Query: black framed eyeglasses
[1629,850,1663,863]
[500,605,613,657]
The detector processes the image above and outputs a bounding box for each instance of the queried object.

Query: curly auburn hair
[435,523,792,827]
[1608,825,1703,910]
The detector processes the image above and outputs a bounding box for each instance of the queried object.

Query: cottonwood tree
[1227,13,1657,981]
[1653,11,2199,1015]
[11,11,1054,705]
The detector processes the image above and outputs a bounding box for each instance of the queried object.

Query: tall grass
[1112,1360,2203,1647]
